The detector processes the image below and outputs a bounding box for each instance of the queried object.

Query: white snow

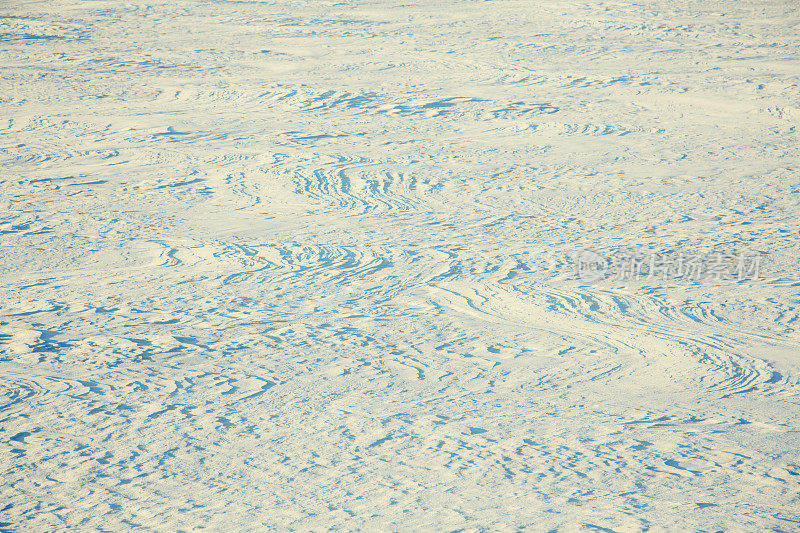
[2,0,800,529]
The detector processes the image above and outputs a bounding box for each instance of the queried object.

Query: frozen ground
[2,0,800,530]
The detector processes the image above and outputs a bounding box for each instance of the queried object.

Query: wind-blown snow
[2,0,800,530]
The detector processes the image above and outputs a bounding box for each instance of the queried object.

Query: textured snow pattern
[1,0,800,530]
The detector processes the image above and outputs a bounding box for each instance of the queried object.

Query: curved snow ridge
[254,85,562,122]
[426,281,798,399]
[213,154,451,213]
[0,369,111,419]
[291,164,445,212]
[0,376,46,415]
[138,239,398,288]
[150,85,302,111]
[238,244,395,286]
[1,122,124,171]
[531,122,650,136]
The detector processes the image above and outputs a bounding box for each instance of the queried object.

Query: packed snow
[2,0,800,530]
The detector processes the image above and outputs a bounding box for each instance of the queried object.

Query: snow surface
[2,0,800,530]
